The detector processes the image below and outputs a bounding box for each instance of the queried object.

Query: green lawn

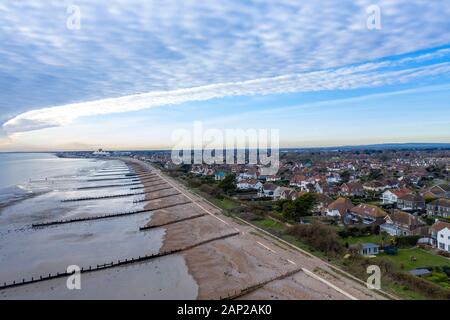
[376,248,450,271]
[343,233,388,245]
[253,218,285,232]
[190,187,238,210]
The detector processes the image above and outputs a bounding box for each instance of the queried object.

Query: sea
[0,153,198,299]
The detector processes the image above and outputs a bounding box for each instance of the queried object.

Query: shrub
[395,235,421,248]
[288,222,345,256]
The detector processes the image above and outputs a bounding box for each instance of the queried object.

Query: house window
[441,234,444,238]
[439,243,445,250]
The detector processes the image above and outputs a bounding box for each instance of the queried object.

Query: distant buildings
[347,204,387,225]
[380,210,424,236]
[396,194,425,211]
[427,198,450,218]
[381,188,412,204]
[92,148,110,157]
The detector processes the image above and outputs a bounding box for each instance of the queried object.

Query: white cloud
[1,0,450,133]
[4,50,450,134]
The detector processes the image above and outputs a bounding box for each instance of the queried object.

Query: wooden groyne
[133,191,182,203]
[140,213,207,230]
[86,176,140,182]
[62,186,175,202]
[0,231,239,291]
[32,200,192,227]
[130,182,167,190]
[77,181,142,190]
[219,267,303,300]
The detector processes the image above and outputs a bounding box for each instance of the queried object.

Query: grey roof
[409,269,431,276]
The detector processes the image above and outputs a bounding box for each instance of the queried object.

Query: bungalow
[238,167,259,180]
[326,173,342,184]
[426,198,450,218]
[236,179,263,191]
[314,194,333,214]
[348,204,387,225]
[266,175,281,182]
[380,210,424,236]
[381,188,412,204]
[340,182,364,197]
[258,183,281,199]
[363,181,386,192]
[397,194,425,211]
[430,221,450,252]
[382,179,400,189]
[289,175,308,188]
[358,243,380,256]
[422,184,450,199]
[326,197,354,218]
[278,187,298,200]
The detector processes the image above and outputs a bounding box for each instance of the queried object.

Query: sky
[0,0,449,151]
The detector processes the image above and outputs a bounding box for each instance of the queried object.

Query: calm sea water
[0,153,198,299]
[0,153,98,190]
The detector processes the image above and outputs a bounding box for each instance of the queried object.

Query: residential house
[348,204,387,225]
[422,184,450,199]
[358,243,380,256]
[380,210,424,236]
[426,198,450,218]
[266,175,281,182]
[339,182,364,197]
[397,194,425,211]
[314,194,333,214]
[238,167,259,180]
[278,187,298,200]
[236,179,263,191]
[363,181,386,192]
[289,175,308,188]
[326,173,342,184]
[326,197,354,218]
[382,179,400,189]
[430,221,450,252]
[381,188,412,204]
[258,183,281,199]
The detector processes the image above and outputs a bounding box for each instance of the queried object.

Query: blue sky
[0,1,449,151]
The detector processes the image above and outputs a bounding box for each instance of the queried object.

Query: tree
[281,193,317,222]
[218,174,236,194]
[340,170,351,183]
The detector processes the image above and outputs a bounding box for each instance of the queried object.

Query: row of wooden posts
[0,231,240,291]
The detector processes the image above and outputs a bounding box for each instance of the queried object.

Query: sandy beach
[126,158,388,300]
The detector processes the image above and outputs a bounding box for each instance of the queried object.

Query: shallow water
[0,154,198,299]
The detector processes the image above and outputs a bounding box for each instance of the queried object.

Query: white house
[437,226,450,253]
[430,221,450,251]
[236,179,262,191]
[258,183,281,199]
[381,188,411,204]
[326,173,341,184]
